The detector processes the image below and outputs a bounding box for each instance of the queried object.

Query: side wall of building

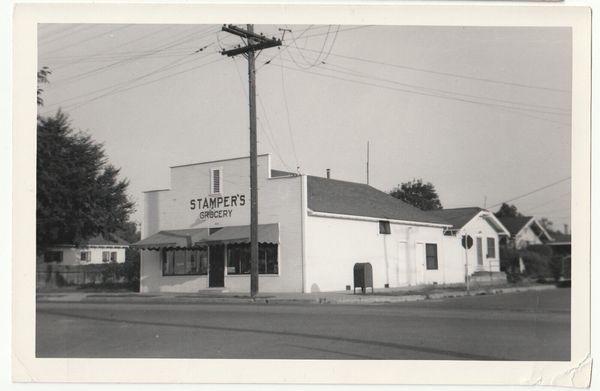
[304,215,456,292]
[140,155,304,293]
[43,246,127,265]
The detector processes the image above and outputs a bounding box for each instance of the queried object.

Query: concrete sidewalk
[36,283,558,305]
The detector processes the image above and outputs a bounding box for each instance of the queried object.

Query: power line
[280,61,300,171]
[292,45,570,94]
[278,54,570,116]
[521,192,571,213]
[40,25,133,55]
[269,60,572,125]
[40,54,224,114]
[42,48,216,111]
[488,177,571,209]
[50,26,219,86]
[38,25,97,45]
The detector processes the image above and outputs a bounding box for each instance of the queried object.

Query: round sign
[461,235,474,249]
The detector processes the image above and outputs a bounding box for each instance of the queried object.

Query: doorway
[208,244,225,288]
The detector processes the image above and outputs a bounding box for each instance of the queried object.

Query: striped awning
[133,224,279,250]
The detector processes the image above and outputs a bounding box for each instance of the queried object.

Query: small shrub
[520,250,550,279]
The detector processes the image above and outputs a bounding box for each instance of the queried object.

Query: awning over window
[132,224,279,250]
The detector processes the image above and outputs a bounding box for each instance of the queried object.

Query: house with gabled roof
[41,235,130,265]
[427,207,510,281]
[135,154,487,293]
[497,216,553,249]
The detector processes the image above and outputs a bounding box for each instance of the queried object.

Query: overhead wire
[487,177,571,209]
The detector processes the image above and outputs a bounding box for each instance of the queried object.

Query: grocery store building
[135,154,480,293]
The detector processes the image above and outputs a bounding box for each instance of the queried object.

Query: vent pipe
[326,169,331,179]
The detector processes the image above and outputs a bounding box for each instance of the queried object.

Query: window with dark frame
[425,243,438,270]
[110,251,117,262]
[43,251,63,263]
[211,168,222,194]
[227,243,279,275]
[379,220,391,234]
[162,248,208,276]
[486,237,496,258]
[80,251,91,262]
[102,251,110,263]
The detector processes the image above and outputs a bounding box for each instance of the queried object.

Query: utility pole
[221,24,281,298]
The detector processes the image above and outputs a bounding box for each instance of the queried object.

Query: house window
[379,220,391,234]
[110,251,117,262]
[102,251,110,263]
[80,251,91,262]
[227,244,279,275]
[211,168,222,194]
[162,248,208,276]
[486,237,496,258]
[43,251,63,263]
[425,243,438,270]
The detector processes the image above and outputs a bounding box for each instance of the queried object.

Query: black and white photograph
[9,2,593,387]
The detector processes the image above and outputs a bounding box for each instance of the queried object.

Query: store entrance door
[208,244,225,288]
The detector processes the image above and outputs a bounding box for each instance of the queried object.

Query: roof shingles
[306,175,449,225]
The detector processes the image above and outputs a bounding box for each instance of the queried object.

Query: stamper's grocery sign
[189,194,246,219]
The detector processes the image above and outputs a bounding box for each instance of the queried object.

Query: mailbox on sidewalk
[353,262,374,294]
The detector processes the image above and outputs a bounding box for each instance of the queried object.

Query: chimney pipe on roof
[326,169,331,179]
[564,224,569,235]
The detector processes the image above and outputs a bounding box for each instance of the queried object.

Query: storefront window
[227,244,278,275]
[162,248,208,276]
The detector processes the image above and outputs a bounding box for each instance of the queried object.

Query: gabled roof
[497,216,553,241]
[426,207,484,229]
[306,175,449,226]
[83,235,130,246]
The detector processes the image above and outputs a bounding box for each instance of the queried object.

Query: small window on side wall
[210,168,222,194]
[486,237,496,258]
[426,243,438,270]
[379,220,391,234]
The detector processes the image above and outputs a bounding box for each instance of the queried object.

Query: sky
[37,24,572,233]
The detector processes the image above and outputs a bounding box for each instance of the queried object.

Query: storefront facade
[136,154,465,293]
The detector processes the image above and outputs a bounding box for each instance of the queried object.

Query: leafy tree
[37,66,51,106]
[389,179,443,211]
[494,203,523,218]
[37,110,135,252]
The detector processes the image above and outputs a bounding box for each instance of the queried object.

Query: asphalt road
[36,288,570,360]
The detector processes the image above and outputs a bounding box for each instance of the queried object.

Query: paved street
[36,288,570,360]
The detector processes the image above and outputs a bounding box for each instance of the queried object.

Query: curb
[36,284,559,306]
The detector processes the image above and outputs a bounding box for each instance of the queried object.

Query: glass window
[110,251,117,262]
[102,251,110,262]
[379,220,391,234]
[162,248,208,276]
[80,251,91,262]
[44,251,63,263]
[425,243,438,270]
[486,237,496,258]
[227,244,278,275]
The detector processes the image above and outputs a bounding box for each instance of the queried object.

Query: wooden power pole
[221,24,281,298]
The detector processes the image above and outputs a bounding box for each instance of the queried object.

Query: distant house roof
[497,216,534,237]
[82,235,129,247]
[549,232,571,244]
[497,216,553,242]
[306,175,449,226]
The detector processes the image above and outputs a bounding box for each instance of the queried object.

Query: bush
[520,250,550,279]
[499,245,521,282]
[527,244,553,257]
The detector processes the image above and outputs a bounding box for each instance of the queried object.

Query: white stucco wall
[303,215,453,292]
[462,214,502,273]
[140,155,304,293]
[43,246,127,265]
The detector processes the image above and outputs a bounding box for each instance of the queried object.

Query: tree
[37,110,135,252]
[389,179,443,211]
[494,203,523,218]
[538,217,554,233]
[37,66,51,107]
